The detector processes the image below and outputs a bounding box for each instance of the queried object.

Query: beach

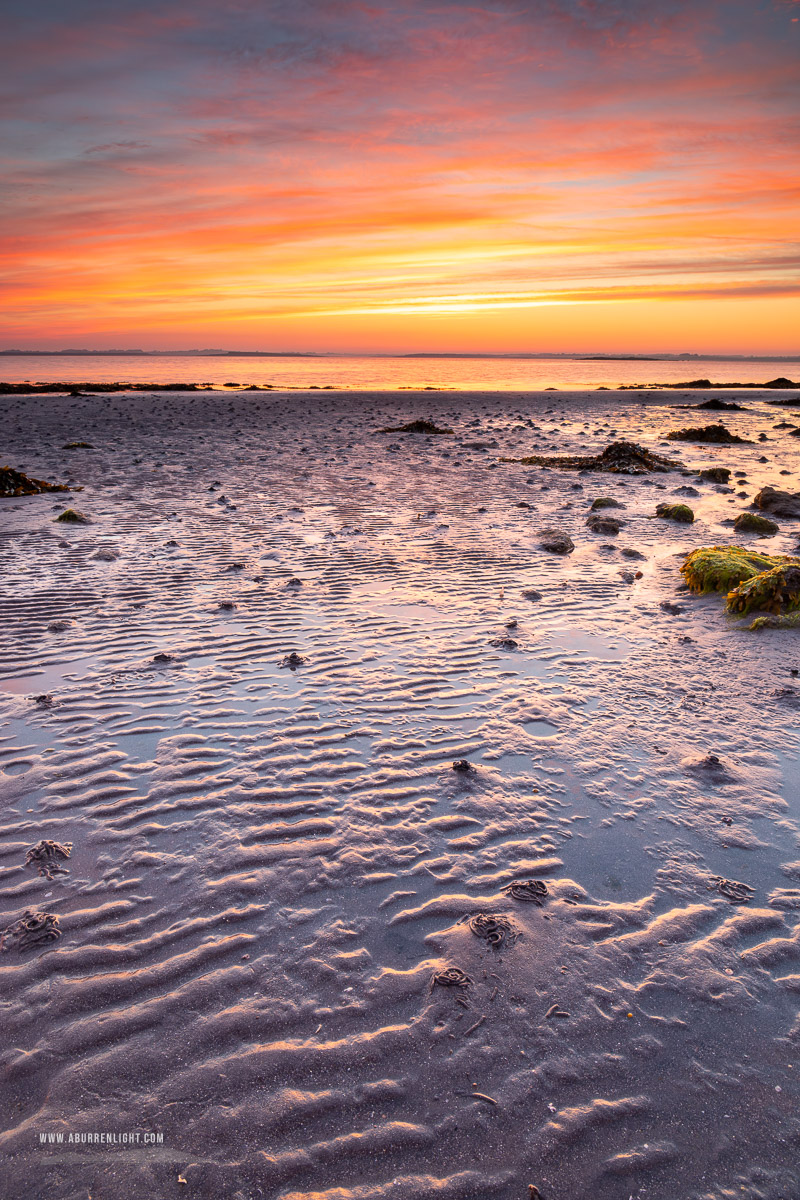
[2,384,800,1200]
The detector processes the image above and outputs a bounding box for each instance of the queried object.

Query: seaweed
[0,466,72,497]
[590,496,625,510]
[377,420,453,435]
[666,424,749,444]
[708,877,754,904]
[680,545,786,594]
[655,503,694,523]
[62,441,93,449]
[501,439,679,474]
[0,909,61,952]
[733,512,779,535]
[24,840,72,879]
[699,467,731,483]
[55,508,90,523]
[749,613,800,630]
[726,563,800,616]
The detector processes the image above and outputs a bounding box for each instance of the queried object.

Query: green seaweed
[680,545,785,594]
[733,512,779,535]
[726,563,800,617]
[749,612,800,630]
[656,503,694,523]
[55,508,90,523]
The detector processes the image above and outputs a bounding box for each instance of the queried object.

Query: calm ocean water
[0,354,796,391]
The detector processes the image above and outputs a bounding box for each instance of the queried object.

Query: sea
[0,354,796,391]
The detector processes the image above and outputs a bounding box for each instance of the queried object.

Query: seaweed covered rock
[666,424,749,444]
[590,496,625,510]
[538,528,574,554]
[501,440,679,474]
[699,467,731,483]
[750,613,800,630]
[754,486,800,518]
[377,420,453,435]
[656,503,694,523]
[726,563,800,617]
[733,512,779,535]
[62,441,93,449]
[681,545,784,594]
[0,466,72,497]
[55,508,90,524]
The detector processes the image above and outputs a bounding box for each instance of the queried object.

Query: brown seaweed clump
[431,966,471,988]
[680,546,785,594]
[0,466,72,497]
[726,563,800,617]
[25,840,72,879]
[377,420,453,435]
[501,439,679,474]
[0,909,61,953]
[666,424,749,444]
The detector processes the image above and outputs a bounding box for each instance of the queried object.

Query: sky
[1,0,798,354]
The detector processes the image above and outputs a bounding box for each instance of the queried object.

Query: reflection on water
[2,353,796,392]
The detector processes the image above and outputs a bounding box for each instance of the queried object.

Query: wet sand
[1,386,800,1200]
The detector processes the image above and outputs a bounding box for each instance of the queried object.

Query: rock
[727,562,800,616]
[655,503,694,523]
[681,545,787,594]
[502,440,680,474]
[590,496,625,510]
[585,514,623,534]
[489,637,519,649]
[733,512,779,535]
[538,528,574,554]
[621,547,646,560]
[690,398,746,411]
[699,467,731,483]
[452,759,471,772]
[754,485,800,518]
[673,485,700,496]
[660,599,684,614]
[152,652,175,663]
[62,441,93,449]
[666,424,749,444]
[0,466,72,497]
[522,589,543,600]
[55,508,90,523]
[91,547,118,561]
[377,420,454,435]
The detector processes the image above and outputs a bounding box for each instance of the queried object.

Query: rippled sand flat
[2,387,800,1200]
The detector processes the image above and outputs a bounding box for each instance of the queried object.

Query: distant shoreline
[1,350,799,362]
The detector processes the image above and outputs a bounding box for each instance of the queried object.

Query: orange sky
[2,0,799,353]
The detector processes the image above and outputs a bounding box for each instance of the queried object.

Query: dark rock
[503,440,680,475]
[55,509,90,524]
[377,420,454,435]
[733,512,779,535]
[452,759,471,772]
[699,467,731,483]
[590,496,625,510]
[754,486,800,518]
[655,503,694,523]
[538,528,574,554]
[586,514,623,534]
[666,424,749,444]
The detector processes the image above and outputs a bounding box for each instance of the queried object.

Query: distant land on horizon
[1,349,799,362]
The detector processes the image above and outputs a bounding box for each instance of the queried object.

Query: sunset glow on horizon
[2,0,799,354]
